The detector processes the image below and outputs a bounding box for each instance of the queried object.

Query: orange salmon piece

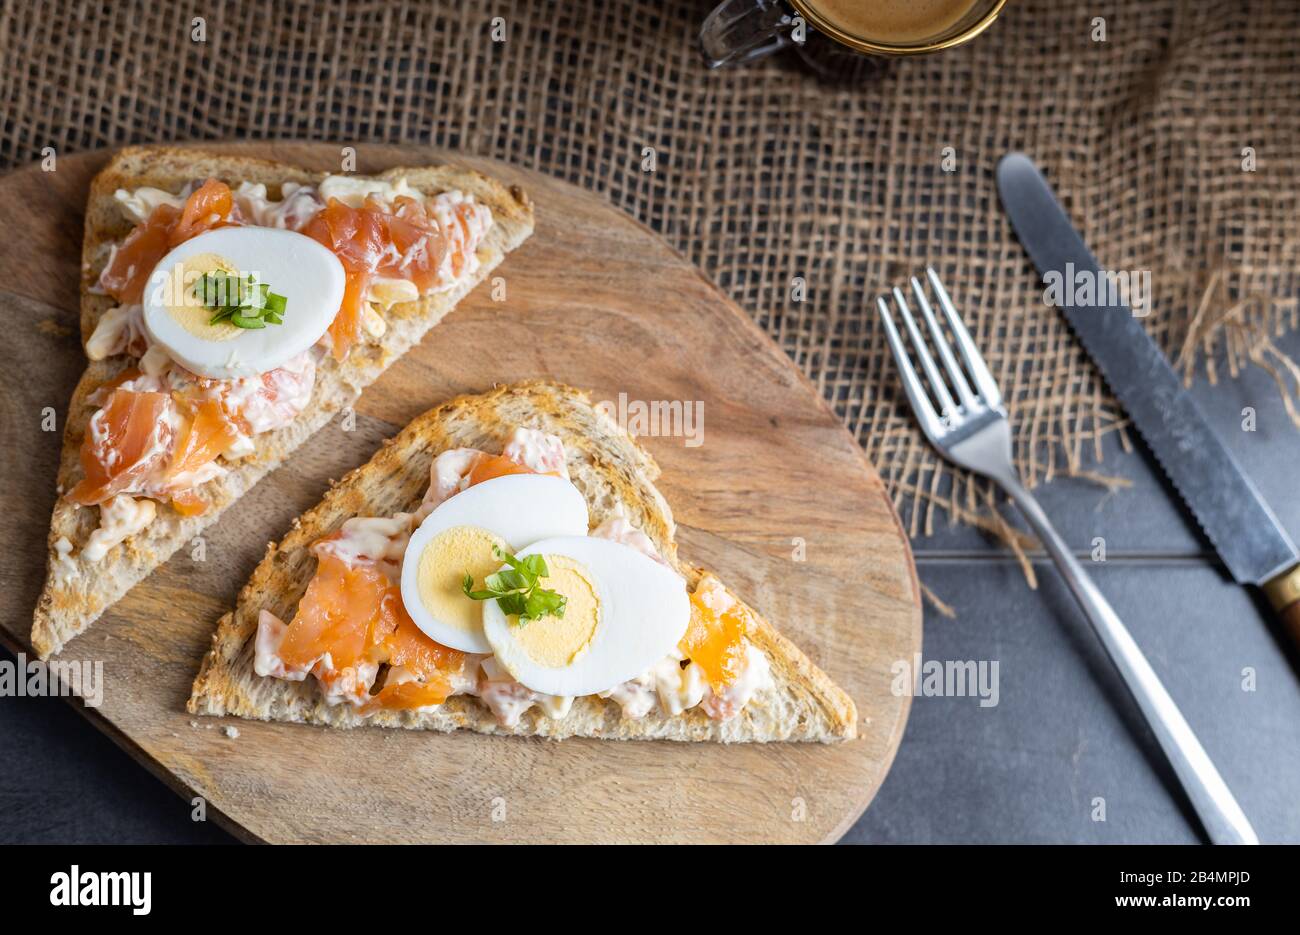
[364,616,466,711]
[301,198,385,360]
[301,194,474,360]
[280,543,468,710]
[99,179,235,303]
[680,581,751,691]
[98,205,180,304]
[386,613,467,681]
[382,196,450,292]
[466,453,536,487]
[166,399,240,515]
[277,552,399,673]
[328,267,371,362]
[366,678,454,712]
[168,178,234,246]
[68,389,174,505]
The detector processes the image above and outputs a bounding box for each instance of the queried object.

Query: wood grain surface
[0,143,921,844]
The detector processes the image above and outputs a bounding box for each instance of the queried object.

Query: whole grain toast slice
[188,381,858,743]
[32,146,534,659]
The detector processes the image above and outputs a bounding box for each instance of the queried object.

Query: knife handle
[1263,564,1300,647]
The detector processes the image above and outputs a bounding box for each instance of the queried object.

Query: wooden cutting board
[0,142,921,844]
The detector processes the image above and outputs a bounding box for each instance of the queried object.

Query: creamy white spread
[422,190,492,290]
[232,181,322,230]
[502,426,569,478]
[253,610,306,681]
[216,351,317,439]
[253,431,773,725]
[113,186,185,223]
[138,342,172,378]
[82,495,155,561]
[702,643,772,719]
[314,514,413,580]
[85,303,148,360]
[591,510,666,566]
[478,655,573,726]
[418,448,482,520]
[52,535,78,582]
[317,175,422,207]
[367,277,419,311]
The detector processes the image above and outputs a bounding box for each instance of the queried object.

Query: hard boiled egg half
[482,536,690,697]
[400,475,590,653]
[142,227,345,379]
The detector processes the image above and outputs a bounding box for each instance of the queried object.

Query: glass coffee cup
[701,0,1008,70]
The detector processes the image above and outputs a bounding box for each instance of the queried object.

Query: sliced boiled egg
[482,536,689,697]
[400,475,590,653]
[142,227,345,379]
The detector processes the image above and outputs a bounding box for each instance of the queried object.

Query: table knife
[996,152,1300,646]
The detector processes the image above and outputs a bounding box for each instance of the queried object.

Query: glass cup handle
[700,0,799,69]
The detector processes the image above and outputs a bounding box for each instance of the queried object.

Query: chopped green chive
[193,271,287,330]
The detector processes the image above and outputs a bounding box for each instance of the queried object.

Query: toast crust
[32,146,534,658]
[188,381,859,743]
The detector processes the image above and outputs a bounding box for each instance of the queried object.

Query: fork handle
[1000,477,1259,845]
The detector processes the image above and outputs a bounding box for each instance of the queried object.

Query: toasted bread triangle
[31,147,535,658]
[187,381,858,742]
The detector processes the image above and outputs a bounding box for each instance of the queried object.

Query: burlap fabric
[2,0,1297,550]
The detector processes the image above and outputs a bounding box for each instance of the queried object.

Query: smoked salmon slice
[385,612,466,680]
[365,676,455,712]
[466,453,537,487]
[98,205,180,304]
[68,389,175,505]
[168,179,233,246]
[299,198,384,360]
[277,551,397,673]
[366,615,467,710]
[276,545,467,710]
[300,194,477,361]
[99,179,236,304]
[165,399,240,515]
[70,388,240,514]
[681,579,751,691]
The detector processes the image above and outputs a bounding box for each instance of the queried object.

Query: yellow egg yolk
[416,525,505,639]
[512,555,600,669]
[162,252,243,342]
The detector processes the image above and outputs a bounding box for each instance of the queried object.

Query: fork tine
[925,267,1002,408]
[891,287,958,417]
[910,276,977,410]
[877,297,945,440]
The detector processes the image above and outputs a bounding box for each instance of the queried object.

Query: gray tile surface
[844,560,1300,844]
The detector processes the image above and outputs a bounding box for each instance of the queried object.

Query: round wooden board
[0,143,921,844]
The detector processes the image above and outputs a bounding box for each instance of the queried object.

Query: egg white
[142,227,345,379]
[400,475,590,653]
[482,535,689,697]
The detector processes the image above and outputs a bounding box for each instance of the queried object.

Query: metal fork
[878,268,1258,846]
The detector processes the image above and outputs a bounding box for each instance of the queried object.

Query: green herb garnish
[462,545,567,626]
[193,271,287,329]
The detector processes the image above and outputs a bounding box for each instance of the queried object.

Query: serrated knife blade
[996,152,1300,636]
